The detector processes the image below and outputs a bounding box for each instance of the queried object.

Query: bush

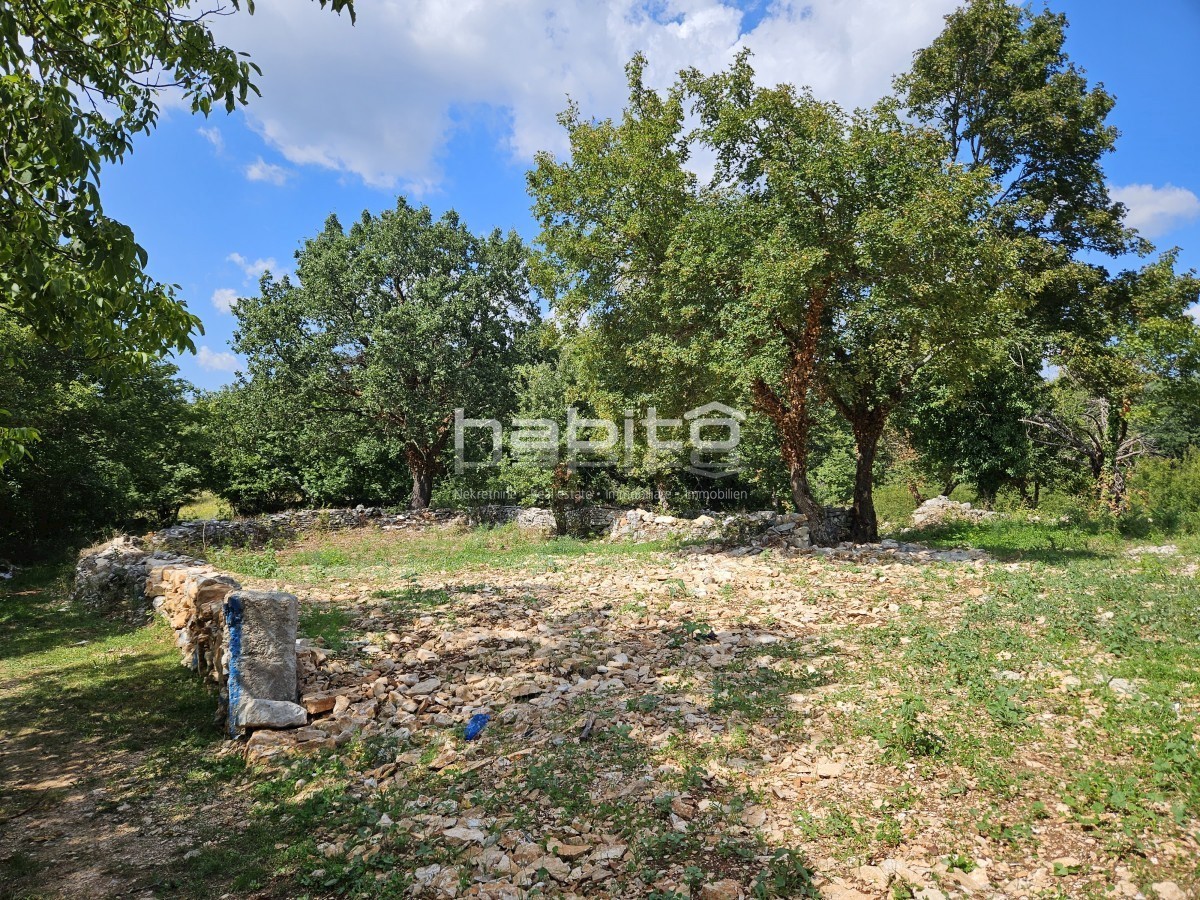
[1125,450,1200,534]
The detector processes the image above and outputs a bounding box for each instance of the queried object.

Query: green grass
[211,523,678,584]
[904,508,1200,562]
[5,517,1198,896]
[0,563,219,750]
[177,491,232,521]
[298,605,355,651]
[841,517,1200,850]
[0,561,252,898]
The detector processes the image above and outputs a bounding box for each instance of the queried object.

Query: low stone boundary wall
[910,496,1000,529]
[146,502,851,555]
[148,507,465,554]
[467,504,621,536]
[466,504,856,547]
[72,538,304,736]
[607,507,852,549]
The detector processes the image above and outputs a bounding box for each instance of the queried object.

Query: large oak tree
[234,199,537,509]
[531,55,1014,544]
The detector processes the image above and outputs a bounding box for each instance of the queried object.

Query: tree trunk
[849,433,880,543]
[790,464,836,546]
[940,478,959,498]
[747,285,831,543]
[1101,396,1132,511]
[550,462,572,536]
[906,481,926,506]
[410,468,433,510]
[654,476,670,511]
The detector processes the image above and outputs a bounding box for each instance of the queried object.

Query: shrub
[1125,450,1200,534]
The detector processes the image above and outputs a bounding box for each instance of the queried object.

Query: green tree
[0,316,206,558]
[530,57,706,507]
[234,199,537,509]
[897,0,1128,259]
[894,0,1188,513]
[531,56,1013,543]
[896,362,1051,506]
[693,64,1015,541]
[1024,254,1200,507]
[204,381,415,515]
[0,0,354,465]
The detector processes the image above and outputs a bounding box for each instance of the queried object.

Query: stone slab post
[223,590,299,736]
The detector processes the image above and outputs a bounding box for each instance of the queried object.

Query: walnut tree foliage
[0,0,354,465]
[233,199,538,510]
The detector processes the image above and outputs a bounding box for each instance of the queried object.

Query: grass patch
[0,562,218,751]
[298,605,354,651]
[177,491,232,521]
[212,523,678,585]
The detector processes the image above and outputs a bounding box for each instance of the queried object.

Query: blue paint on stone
[224,592,244,737]
[464,713,490,741]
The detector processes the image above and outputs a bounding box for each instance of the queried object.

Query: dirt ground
[3,525,1198,899]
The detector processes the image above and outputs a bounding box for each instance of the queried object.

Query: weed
[750,848,819,899]
[882,696,945,759]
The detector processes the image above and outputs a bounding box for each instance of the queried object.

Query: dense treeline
[3,0,1200,560]
[0,318,208,556]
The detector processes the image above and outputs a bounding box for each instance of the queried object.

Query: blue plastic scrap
[463,713,490,741]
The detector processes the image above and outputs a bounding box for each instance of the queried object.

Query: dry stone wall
[72,538,303,736]
[910,496,1000,529]
[607,507,853,549]
[70,502,861,750]
[150,507,464,554]
[467,505,621,536]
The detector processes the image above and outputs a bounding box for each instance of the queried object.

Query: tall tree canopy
[893,0,1200,511]
[531,55,1014,543]
[234,199,537,509]
[0,0,354,465]
[0,317,207,558]
[896,0,1128,259]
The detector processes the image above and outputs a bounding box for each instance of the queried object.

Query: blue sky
[100,0,1200,390]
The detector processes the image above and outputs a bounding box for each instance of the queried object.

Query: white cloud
[211,0,958,190]
[245,155,293,185]
[227,252,279,281]
[198,125,225,153]
[196,346,241,373]
[211,287,239,313]
[1110,183,1200,239]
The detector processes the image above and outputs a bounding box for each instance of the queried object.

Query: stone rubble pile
[145,502,859,557]
[234,546,1007,896]
[468,505,621,536]
[910,495,999,529]
[608,508,805,546]
[71,535,174,619]
[244,580,810,768]
[244,535,984,769]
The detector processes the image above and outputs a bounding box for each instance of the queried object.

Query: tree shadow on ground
[0,566,236,900]
[0,563,145,663]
